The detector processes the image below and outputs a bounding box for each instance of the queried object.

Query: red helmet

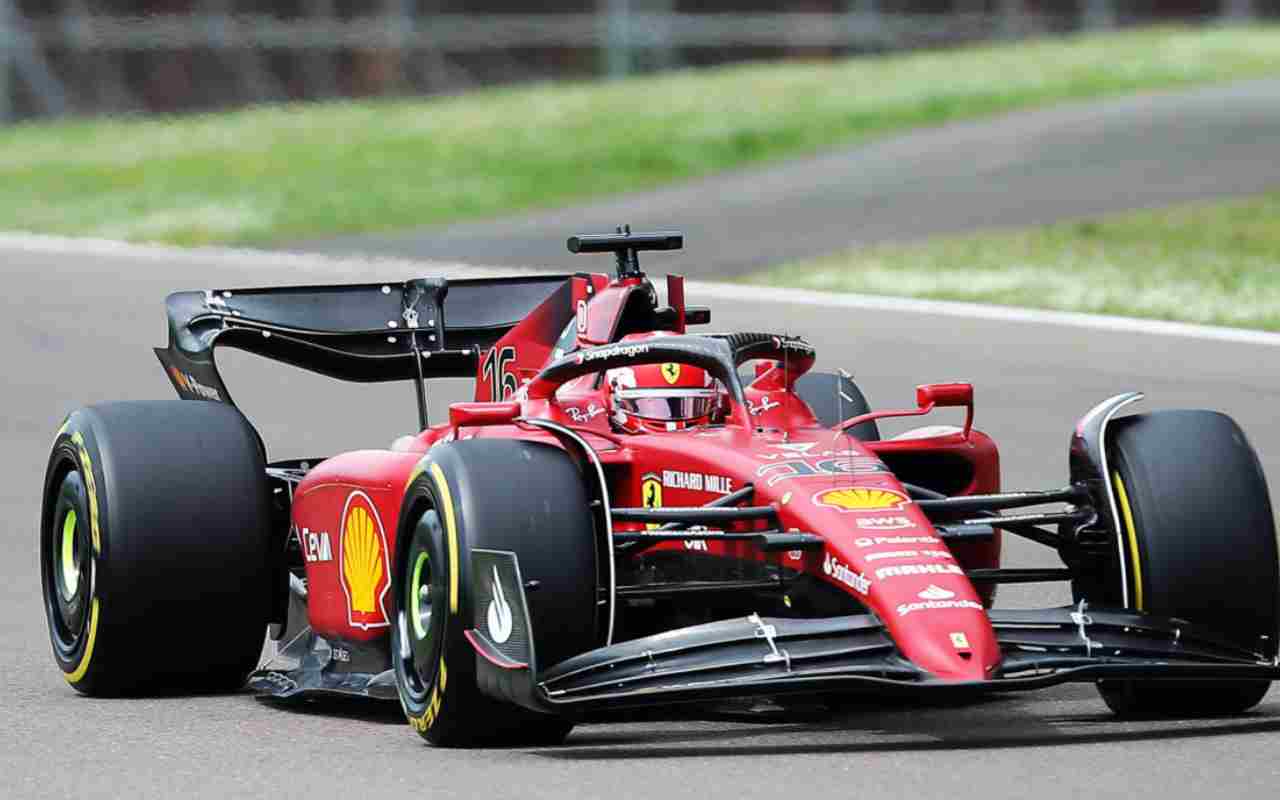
[606,360,720,433]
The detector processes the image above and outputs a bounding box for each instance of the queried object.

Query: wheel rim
[47,471,92,655]
[396,508,445,703]
[410,552,433,641]
[58,509,82,601]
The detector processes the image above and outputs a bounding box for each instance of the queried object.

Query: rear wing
[155,275,572,409]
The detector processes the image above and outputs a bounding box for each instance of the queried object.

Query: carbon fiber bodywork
[154,275,572,405]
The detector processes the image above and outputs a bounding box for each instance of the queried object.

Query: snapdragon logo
[575,343,651,364]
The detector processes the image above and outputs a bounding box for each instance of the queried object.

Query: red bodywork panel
[292,451,421,642]
[293,270,1007,682]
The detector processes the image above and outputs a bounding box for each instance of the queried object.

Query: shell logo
[339,491,391,630]
[814,487,908,512]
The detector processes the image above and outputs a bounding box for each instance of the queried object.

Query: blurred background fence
[1,0,1273,122]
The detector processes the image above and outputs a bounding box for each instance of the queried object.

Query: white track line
[688,281,1280,347]
[0,232,513,277]
[5,232,1279,347]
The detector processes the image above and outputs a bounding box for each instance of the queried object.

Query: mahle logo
[339,491,391,630]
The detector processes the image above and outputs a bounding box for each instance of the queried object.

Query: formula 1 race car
[41,229,1280,747]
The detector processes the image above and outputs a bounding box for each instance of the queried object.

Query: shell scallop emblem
[814,487,908,512]
[339,491,392,629]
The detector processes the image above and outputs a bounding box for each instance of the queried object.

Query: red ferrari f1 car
[42,230,1279,746]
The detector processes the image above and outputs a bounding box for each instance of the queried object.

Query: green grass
[748,192,1280,331]
[4,26,1280,246]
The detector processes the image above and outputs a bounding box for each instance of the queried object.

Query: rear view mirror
[916,383,974,438]
[916,383,973,409]
[449,402,520,429]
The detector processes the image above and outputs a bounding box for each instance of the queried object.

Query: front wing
[471,551,1280,716]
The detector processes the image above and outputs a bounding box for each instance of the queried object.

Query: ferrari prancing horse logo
[641,473,663,530]
[661,363,681,384]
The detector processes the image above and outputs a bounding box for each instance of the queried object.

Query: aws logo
[339,491,391,630]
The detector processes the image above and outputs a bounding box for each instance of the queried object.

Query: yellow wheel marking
[65,598,100,685]
[70,432,101,555]
[60,510,79,599]
[407,657,450,733]
[405,459,427,493]
[1113,471,1144,611]
[408,464,458,735]
[429,463,460,613]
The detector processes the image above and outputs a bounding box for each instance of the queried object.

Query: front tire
[1089,410,1277,716]
[392,439,597,747]
[793,371,879,441]
[41,402,273,695]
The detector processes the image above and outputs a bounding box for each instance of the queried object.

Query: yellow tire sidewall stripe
[428,463,460,613]
[1113,471,1145,611]
[69,431,102,555]
[64,598,100,684]
[64,422,103,683]
[407,464,459,733]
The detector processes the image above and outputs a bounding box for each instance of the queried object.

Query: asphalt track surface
[4,239,1280,800]
[5,80,1280,799]
[305,78,1280,278]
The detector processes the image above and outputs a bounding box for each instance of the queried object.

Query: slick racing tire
[392,440,597,747]
[1091,410,1277,716]
[41,402,273,696]
[793,371,879,442]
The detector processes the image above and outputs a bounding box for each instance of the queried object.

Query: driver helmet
[606,360,720,433]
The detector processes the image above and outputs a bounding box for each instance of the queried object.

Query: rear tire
[793,371,879,441]
[1088,410,1277,716]
[392,439,597,747]
[41,402,273,695]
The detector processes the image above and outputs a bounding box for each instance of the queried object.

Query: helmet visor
[615,388,717,422]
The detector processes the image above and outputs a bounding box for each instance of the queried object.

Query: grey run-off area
[6,79,1280,798]
[304,78,1280,279]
